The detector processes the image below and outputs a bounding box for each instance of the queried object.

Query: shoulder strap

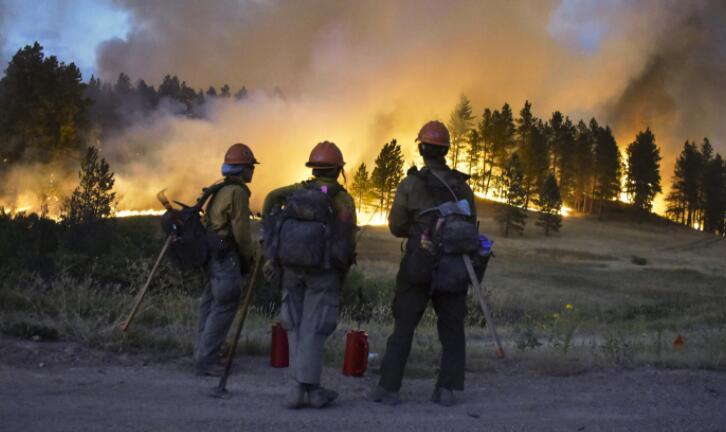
[428,169,459,201]
[193,179,229,211]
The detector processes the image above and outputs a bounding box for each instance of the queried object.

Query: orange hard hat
[224,143,259,165]
[306,141,345,168]
[416,120,450,147]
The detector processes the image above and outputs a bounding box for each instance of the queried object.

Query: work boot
[367,384,400,406]
[196,363,226,377]
[286,383,308,409]
[430,386,457,407]
[308,385,338,409]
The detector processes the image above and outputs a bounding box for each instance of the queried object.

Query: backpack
[160,180,232,270]
[404,167,485,292]
[264,181,354,270]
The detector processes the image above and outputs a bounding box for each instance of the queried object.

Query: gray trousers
[194,253,243,369]
[279,267,341,385]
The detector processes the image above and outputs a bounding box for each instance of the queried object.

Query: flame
[114,209,166,218]
[357,209,388,226]
[474,191,573,217]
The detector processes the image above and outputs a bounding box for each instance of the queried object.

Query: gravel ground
[1,336,724,432]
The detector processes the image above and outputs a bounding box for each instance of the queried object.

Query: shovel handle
[463,255,505,359]
[120,236,172,332]
[217,254,264,392]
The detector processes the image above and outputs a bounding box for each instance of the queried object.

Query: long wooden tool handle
[463,255,505,359]
[120,236,172,332]
[217,254,264,392]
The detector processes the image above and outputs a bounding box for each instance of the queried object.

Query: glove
[263,259,281,286]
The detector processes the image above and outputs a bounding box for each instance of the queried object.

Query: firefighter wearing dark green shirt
[369,121,477,407]
[262,141,357,409]
[194,143,258,376]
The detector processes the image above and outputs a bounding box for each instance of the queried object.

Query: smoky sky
[5,0,721,212]
[88,0,726,211]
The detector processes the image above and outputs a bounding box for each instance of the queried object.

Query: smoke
[9,0,726,214]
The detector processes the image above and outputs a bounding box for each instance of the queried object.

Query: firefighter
[262,141,357,409]
[194,143,258,376]
[368,121,477,407]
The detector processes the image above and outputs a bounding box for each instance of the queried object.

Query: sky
[0,0,130,79]
[0,0,724,215]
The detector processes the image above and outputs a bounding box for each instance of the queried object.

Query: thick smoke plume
[14,0,726,213]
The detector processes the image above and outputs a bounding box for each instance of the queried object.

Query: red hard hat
[306,141,345,168]
[224,143,259,165]
[416,120,450,147]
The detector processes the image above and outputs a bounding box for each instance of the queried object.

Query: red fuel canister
[342,330,369,377]
[270,322,289,368]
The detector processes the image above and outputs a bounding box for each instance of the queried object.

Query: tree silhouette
[447,95,475,170]
[666,141,702,226]
[701,153,725,234]
[535,174,563,236]
[496,153,527,237]
[571,120,595,212]
[63,146,116,226]
[490,103,516,196]
[519,120,550,209]
[371,139,404,214]
[0,42,90,165]
[625,128,662,214]
[592,123,621,218]
[350,162,371,210]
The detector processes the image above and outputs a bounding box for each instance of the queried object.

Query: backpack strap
[193,178,232,211]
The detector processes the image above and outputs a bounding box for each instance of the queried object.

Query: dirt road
[1,336,724,432]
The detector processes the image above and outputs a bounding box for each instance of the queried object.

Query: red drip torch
[270,322,289,368]
[342,329,369,377]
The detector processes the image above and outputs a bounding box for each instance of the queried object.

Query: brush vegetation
[2,198,725,376]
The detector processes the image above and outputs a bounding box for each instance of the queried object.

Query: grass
[1,199,726,375]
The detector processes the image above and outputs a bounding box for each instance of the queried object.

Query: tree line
[666,139,726,233]
[1,43,724,235]
[352,95,724,236]
[0,42,252,170]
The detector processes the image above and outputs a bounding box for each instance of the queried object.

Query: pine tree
[206,86,218,97]
[593,124,621,218]
[666,141,702,226]
[702,153,725,234]
[698,138,715,229]
[0,42,90,165]
[490,103,516,196]
[350,162,371,210]
[535,174,563,236]
[572,120,595,213]
[220,84,231,97]
[496,153,527,237]
[371,139,404,214]
[625,128,662,214]
[158,75,181,100]
[477,108,495,194]
[466,129,482,178]
[447,95,475,170]
[519,120,550,209]
[114,73,132,95]
[63,146,116,226]
[234,86,248,100]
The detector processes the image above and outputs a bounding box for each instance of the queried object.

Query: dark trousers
[378,271,467,392]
